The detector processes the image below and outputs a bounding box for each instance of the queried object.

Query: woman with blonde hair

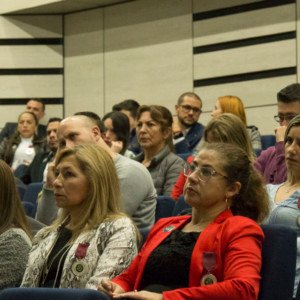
[171,113,254,200]
[0,160,32,289]
[211,95,262,153]
[21,144,138,289]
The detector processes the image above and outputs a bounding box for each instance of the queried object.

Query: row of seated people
[1,132,300,299]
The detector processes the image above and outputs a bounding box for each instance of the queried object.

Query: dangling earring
[225,196,231,210]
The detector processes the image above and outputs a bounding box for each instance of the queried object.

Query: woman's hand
[98,279,125,297]
[113,290,163,300]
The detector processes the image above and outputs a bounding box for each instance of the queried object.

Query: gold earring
[225,197,230,209]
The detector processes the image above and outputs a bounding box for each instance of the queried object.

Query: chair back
[155,196,176,221]
[0,288,110,300]
[261,135,276,150]
[259,224,297,300]
[172,195,191,216]
[22,182,43,216]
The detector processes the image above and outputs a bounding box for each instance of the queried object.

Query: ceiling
[1,0,137,15]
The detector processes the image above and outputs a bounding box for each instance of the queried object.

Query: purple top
[254,141,287,184]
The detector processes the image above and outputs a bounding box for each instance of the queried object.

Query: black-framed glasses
[183,162,228,182]
[274,114,297,123]
[180,105,202,114]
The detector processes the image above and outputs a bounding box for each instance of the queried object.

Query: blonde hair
[0,160,32,238]
[218,95,247,125]
[50,144,124,239]
[204,113,255,161]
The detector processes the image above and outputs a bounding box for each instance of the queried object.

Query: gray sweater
[0,228,31,289]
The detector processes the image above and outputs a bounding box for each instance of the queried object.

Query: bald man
[36,114,156,230]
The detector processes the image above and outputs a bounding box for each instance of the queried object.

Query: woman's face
[136,111,168,151]
[211,99,223,118]
[104,118,118,143]
[53,155,89,211]
[184,149,237,211]
[18,113,37,138]
[285,126,300,173]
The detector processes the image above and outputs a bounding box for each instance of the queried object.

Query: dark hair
[177,92,202,105]
[47,117,62,126]
[277,83,300,103]
[27,98,45,111]
[74,111,106,133]
[112,99,140,118]
[137,105,174,151]
[103,111,130,155]
[202,143,269,223]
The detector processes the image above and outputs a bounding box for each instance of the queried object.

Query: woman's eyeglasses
[183,162,228,182]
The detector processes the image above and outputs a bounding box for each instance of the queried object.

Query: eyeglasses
[274,114,297,123]
[180,105,202,114]
[183,162,228,182]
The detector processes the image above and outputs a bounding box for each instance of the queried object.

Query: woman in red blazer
[99,142,269,300]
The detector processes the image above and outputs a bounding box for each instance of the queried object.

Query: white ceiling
[1,0,137,15]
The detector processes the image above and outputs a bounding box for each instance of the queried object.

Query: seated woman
[103,111,135,158]
[265,114,300,297]
[0,111,45,180]
[99,143,269,299]
[171,113,254,200]
[134,105,184,196]
[0,160,32,289]
[21,144,138,289]
[211,95,262,154]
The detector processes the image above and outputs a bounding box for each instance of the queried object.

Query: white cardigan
[21,217,138,289]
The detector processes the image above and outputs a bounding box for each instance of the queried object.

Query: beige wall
[1,0,300,135]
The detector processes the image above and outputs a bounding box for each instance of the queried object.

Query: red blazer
[113,210,264,300]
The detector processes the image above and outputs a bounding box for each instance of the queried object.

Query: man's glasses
[183,162,228,182]
[274,114,297,123]
[180,105,202,114]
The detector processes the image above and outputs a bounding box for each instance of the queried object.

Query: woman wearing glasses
[171,113,254,200]
[134,105,184,196]
[266,115,300,297]
[99,142,269,300]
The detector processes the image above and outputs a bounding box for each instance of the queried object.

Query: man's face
[175,96,202,128]
[26,100,45,120]
[277,101,300,126]
[57,117,99,150]
[47,121,60,152]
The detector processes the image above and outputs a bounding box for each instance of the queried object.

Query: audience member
[24,117,62,183]
[171,113,254,200]
[135,105,184,196]
[211,95,261,153]
[173,92,204,154]
[0,160,32,290]
[0,99,47,143]
[113,99,141,155]
[99,143,269,300]
[21,144,138,289]
[103,111,135,158]
[36,114,156,230]
[0,111,46,180]
[255,83,300,184]
[265,115,300,296]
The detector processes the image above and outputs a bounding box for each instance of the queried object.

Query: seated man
[23,117,61,184]
[36,113,157,230]
[255,83,300,184]
[0,99,47,143]
[173,92,205,154]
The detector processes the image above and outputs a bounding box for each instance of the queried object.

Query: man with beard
[173,92,204,154]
